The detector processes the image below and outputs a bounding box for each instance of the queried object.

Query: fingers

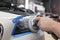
[34,17,40,21]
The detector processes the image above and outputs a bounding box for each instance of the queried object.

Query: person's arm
[52,21,60,38]
[35,17,60,38]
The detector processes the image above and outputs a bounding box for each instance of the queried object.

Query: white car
[0,11,45,40]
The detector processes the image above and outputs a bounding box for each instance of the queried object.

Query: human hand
[35,17,56,32]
